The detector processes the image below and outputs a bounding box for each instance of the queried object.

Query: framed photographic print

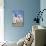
[12,10,24,27]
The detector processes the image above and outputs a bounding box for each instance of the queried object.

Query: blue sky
[13,10,24,17]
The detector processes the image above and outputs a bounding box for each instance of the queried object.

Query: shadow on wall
[4,0,40,42]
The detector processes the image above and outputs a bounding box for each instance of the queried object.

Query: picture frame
[12,10,24,27]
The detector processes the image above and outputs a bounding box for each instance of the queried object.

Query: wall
[4,0,40,42]
[40,0,46,27]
